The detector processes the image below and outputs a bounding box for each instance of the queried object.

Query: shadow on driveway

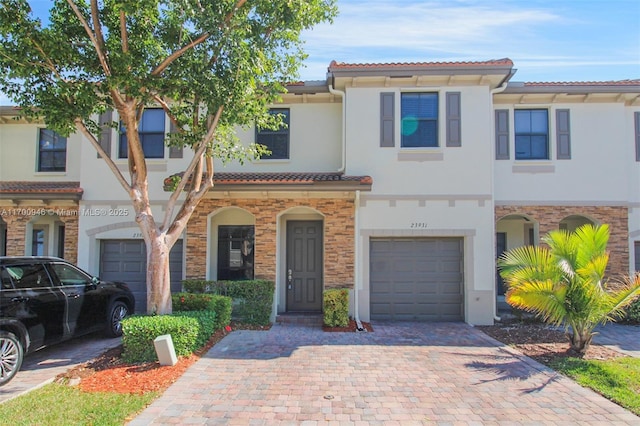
[0,333,121,404]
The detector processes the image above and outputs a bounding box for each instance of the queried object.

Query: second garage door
[370,238,464,321]
[99,239,183,312]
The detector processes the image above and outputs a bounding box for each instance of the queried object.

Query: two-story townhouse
[329,59,515,325]
[73,82,372,313]
[493,81,640,312]
[0,107,83,263]
[2,59,639,325]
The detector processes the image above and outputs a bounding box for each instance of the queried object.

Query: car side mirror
[91,276,99,285]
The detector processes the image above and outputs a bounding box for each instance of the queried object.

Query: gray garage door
[370,238,464,321]
[100,239,183,312]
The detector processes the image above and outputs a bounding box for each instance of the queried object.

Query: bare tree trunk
[146,234,173,314]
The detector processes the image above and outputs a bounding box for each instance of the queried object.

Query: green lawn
[549,356,640,415]
[0,383,157,426]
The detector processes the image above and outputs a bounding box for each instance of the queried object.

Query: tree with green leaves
[498,224,640,354]
[0,0,337,314]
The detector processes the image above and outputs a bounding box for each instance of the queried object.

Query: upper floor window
[256,108,290,159]
[515,109,548,160]
[401,93,438,148]
[119,108,165,159]
[38,129,66,172]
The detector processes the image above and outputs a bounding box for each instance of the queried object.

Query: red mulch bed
[56,322,271,394]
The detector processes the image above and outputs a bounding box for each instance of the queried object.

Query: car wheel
[0,331,24,387]
[105,301,129,337]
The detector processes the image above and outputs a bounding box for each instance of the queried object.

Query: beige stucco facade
[2,60,640,325]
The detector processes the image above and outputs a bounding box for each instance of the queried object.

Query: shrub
[323,288,349,327]
[121,308,223,363]
[172,293,232,329]
[180,279,274,326]
[121,315,200,363]
[174,310,218,348]
[623,298,640,324]
[181,279,209,293]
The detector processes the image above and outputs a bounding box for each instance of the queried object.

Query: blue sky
[1,0,638,105]
[299,0,640,82]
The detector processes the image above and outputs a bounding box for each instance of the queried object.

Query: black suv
[0,257,135,386]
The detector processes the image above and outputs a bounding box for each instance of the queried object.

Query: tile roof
[0,181,83,199]
[328,58,514,70]
[164,172,372,191]
[521,80,640,87]
[503,80,640,94]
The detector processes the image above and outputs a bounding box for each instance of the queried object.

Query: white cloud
[298,0,640,82]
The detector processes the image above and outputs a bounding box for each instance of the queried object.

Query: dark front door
[286,221,323,312]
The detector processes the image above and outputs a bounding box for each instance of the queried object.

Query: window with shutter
[495,109,510,160]
[401,93,438,148]
[380,92,395,147]
[168,121,183,159]
[446,92,461,147]
[119,108,166,159]
[256,108,290,159]
[38,129,67,172]
[515,109,548,160]
[556,109,571,159]
[97,110,112,158]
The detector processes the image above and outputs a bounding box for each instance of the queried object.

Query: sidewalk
[594,323,640,358]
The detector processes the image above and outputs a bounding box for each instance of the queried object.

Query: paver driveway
[130,322,638,425]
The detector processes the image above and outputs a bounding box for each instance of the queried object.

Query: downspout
[328,83,346,173]
[329,81,363,329]
[354,189,364,331]
[490,76,511,323]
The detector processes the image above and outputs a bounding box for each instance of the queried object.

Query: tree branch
[90,0,106,53]
[152,0,248,76]
[150,32,210,77]
[119,10,129,53]
[162,106,223,233]
[74,119,131,192]
[66,0,111,76]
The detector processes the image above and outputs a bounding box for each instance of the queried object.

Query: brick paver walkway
[129,322,639,425]
[594,323,640,358]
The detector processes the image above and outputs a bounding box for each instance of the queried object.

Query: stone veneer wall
[495,205,629,279]
[185,197,355,289]
[1,204,79,263]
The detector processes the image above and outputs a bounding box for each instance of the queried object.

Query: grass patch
[0,383,157,426]
[549,356,640,415]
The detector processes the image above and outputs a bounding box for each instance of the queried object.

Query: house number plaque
[410,222,429,228]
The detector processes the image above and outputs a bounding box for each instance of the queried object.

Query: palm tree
[498,224,640,354]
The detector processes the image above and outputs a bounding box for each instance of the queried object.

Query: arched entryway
[495,214,539,314]
[277,207,325,313]
[208,207,256,281]
[27,213,66,257]
[559,214,597,232]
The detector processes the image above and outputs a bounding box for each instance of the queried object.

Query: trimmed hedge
[121,314,201,363]
[181,279,274,325]
[323,288,349,327]
[121,295,231,363]
[172,293,232,329]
